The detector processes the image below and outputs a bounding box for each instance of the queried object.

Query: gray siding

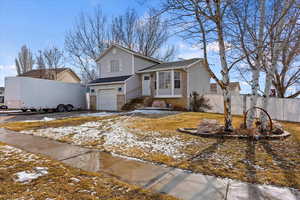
[125,75,142,102]
[98,47,133,78]
[187,62,210,96]
[134,56,157,72]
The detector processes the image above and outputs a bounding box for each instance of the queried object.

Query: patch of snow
[0,110,22,113]
[70,177,80,183]
[129,109,178,115]
[14,167,48,183]
[79,112,116,117]
[21,116,192,159]
[23,117,56,122]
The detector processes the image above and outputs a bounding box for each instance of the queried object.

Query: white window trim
[155,70,182,98]
[110,60,121,73]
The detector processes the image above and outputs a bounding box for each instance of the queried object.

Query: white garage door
[97,89,117,111]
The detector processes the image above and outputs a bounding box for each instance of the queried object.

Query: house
[88,44,211,111]
[19,68,81,83]
[0,87,4,104]
[210,82,241,95]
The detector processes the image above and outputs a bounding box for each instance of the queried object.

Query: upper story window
[174,71,181,88]
[110,60,120,72]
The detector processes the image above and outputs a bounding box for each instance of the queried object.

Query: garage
[97,89,117,111]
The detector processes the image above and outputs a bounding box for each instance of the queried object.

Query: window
[174,71,181,88]
[110,60,120,72]
[144,76,150,80]
[159,71,171,89]
[0,96,3,103]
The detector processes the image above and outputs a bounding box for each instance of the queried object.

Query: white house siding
[125,75,142,102]
[134,56,157,72]
[187,62,210,96]
[98,47,133,78]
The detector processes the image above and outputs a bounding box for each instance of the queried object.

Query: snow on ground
[14,167,48,183]
[21,116,192,159]
[78,112,116,117]
[23,117,56,122]
[129,109,179,115]
[0,145,40,163]
[0,110,22,113]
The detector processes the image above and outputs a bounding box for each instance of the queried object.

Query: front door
[142,74,151,96]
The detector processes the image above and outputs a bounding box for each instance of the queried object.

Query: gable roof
[138,58,203,73]
[89,75,131,85]
[19,68,81,81]
[96,44,162,64]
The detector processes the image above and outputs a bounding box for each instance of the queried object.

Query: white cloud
[207,41,219,52]
[0,64,17,87]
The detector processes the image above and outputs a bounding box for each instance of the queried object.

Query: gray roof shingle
[139,58,202,72]
[89,75,131,84]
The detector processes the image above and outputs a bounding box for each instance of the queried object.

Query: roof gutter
[88,81,125,86]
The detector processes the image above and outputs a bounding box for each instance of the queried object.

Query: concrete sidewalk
[0,128,299,200]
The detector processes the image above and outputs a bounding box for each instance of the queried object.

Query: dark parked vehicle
[0,105,8,110]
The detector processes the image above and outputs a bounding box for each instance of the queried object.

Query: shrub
[190,92,211,112]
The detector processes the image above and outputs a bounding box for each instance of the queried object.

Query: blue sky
[0,0,250,93]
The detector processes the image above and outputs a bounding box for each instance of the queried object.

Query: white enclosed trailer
[4,77,86,112]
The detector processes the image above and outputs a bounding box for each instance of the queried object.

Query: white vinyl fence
[204,94,300,123]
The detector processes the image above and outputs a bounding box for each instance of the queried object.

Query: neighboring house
[19,68,81,83]
[210,82,241,95]
[0,87,4,104]
[88,44,210,111]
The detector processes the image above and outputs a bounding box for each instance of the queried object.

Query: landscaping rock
[197,119,223,134]
[271,120,284,135]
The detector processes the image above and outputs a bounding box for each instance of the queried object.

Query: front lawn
[0,141,177,200]
[1,112,299,189]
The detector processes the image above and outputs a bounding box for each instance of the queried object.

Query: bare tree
[43,47,64,69]
[272,8,300,98]
[259,0,298,128]
[111,9,138,49]
[36,50,46,69]
[111,8,176,61]
[15,45,34,75]
[65,6,109,82]
[229,0,267,127]
[162,0,242,131]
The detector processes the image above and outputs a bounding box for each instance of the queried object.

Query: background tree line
[15,7,175,83]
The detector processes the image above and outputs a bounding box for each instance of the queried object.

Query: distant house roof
[138,58,203,73]
[96,44,162,64]
[19,68,81,81]
[89,75,132,85]
[210,82,241,92]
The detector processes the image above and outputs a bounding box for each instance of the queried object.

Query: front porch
[140,69,188,109]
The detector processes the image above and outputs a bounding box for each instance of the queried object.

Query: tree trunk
[215,17,233,131]
[246,68,260,127]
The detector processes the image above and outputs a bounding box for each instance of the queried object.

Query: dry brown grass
[127,112,300,189]
[1,112,299,189]
[0,115,118,132]
[0,142,178,200]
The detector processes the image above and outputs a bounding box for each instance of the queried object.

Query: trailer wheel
[65,104,73,112]
[21,109,27,112]
[30,109,37,112]
[56,104,66,112]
